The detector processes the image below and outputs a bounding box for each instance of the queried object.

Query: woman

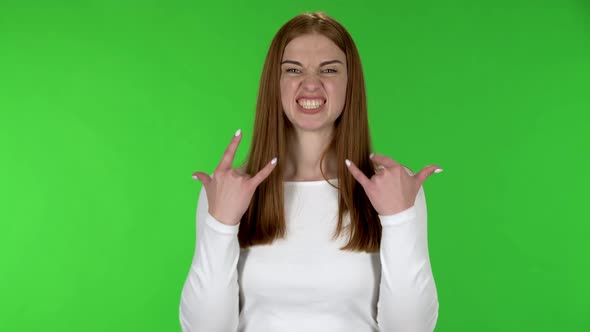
[180,11,442,332]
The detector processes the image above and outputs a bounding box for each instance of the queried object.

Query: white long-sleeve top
[179,176,439,332]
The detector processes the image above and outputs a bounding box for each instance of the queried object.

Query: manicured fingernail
[345,159,351,167]
[434,168,443,173]
[234,129,241,137]
[369,153,374,159]
[192,175,199,180]
[271,157,278,164]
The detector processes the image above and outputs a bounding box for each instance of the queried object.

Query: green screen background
[1,0,588,331]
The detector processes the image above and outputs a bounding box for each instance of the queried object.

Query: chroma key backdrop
[0,1,588,331]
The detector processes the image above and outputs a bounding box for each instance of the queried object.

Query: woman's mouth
[296,98,326,114]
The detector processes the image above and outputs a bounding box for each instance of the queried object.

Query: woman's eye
[285,68,337,74]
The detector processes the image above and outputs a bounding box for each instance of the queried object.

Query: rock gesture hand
[345,153,442,216]
[192,129,278,226]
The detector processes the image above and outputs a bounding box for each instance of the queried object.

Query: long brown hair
[237,11,381,253]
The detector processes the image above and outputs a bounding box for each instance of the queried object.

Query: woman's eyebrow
[280,60,343,66]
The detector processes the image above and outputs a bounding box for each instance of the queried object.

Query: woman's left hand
[345,153,442,216]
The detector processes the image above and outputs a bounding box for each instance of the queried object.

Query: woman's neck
[283,127,337,181]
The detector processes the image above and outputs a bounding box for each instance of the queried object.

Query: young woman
[180,11,442,332]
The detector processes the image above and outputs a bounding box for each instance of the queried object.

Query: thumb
[192,171,212,186]
[249,157,278,188]
[415,165,442,188]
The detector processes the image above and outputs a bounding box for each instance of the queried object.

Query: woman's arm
[179,183,241,332]
[376,184,440,332]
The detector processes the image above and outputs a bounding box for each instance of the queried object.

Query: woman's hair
[237,11,381,253]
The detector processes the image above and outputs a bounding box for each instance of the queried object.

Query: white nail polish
[369,153,374,159]
[345,159,351,167]
[271,157,277,164]
[434,168,443,173]
[234,129,241,137]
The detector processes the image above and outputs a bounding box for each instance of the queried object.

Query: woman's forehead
[282,34,345,62]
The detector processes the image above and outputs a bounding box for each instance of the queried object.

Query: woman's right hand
[191,129,278,226]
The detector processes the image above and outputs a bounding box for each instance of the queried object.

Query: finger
[369,153,400,168]
[192,171,212,186]
[345,159,372,189]
[248,157,278,188]
[216,129,242,172]
[402,165,415,176]
[415,165,443,187]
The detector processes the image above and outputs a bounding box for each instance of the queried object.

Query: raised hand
[345,153,443,216]
[192,129,278,226]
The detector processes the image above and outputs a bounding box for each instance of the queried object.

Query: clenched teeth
[298,99,325,109]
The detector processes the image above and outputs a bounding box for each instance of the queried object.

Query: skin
[347,154,443,215]
[279,33,347,181]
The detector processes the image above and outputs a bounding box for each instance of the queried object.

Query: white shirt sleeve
[179,183,241,332]
[376,184,440,332]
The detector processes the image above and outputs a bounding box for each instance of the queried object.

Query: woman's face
[280,33,347,133]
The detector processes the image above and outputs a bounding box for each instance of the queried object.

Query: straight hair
[237,12,382,253]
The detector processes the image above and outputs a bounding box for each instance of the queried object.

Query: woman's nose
[301,73,322,88]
